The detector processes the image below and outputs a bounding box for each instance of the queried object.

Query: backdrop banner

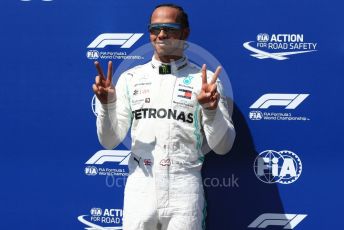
[1,0,343,229]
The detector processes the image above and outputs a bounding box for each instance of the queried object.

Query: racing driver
[92,4,235,230]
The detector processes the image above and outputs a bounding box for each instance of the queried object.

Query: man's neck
[154,53,184,64]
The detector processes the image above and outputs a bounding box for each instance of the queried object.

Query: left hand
[197,64,221,110]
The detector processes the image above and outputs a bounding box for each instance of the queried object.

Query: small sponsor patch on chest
[177,89,192,99]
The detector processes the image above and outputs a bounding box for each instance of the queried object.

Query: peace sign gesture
[92,61,116,104]
[197,64,222,110]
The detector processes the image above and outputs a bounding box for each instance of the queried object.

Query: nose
[157,29,168,39]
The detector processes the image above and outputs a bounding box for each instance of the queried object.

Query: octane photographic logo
[248,213,307,229]
[249,93,310,121]
[254,150,302,184]
[78,207,123,230]
[84,150,130,177]
[86,33,145,60]
[243,33,317,60]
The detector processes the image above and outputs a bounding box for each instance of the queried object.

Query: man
[92,4,235,230]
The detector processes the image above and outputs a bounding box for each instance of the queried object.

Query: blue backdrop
[1,0,343,229]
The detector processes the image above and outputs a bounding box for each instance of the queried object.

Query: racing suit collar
[151,56,188,74]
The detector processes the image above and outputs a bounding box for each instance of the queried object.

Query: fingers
[201,81,217,98]
[93,61,116,104]
[202,64,221,86]
[92,84,98,94]
[209,83,217,95]
[95,75,109,89]
[92,83,105,95]
[197,90,219,104]
[202,92,220,110]
[211,92,220,103]
[197,87,220,109]
[95,75,102,85]
[95,61,105,80]
[198,64,222,109]
[210,66,221,84]
[107,61,113,85]
[95,61,113,87]
[201,64,207,85]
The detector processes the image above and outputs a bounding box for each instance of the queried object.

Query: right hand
[196,64,221,110]
[92,61,116,104]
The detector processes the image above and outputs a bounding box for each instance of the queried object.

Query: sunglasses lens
[150,27,162,35]
[149,23,182,35]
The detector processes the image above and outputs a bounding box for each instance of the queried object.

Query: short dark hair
[151,3,189,28]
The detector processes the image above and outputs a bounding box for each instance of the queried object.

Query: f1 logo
[86,150,131,165]
[88,33,144,48]
[250,94,309,109]
[248,213,307,229]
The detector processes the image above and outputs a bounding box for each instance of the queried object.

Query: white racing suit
[96,56,235,230]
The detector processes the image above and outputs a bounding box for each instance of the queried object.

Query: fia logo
[257,33,269,42]
[86,50,99,59]
[84,166,98,176]
[90,208,102,216]
[253,150,302,184]
[249,111,263,120]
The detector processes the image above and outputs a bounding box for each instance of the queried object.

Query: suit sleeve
[96,73,132,149]
[201,78,235,155]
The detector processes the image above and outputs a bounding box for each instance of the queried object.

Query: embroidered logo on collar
[159,64,171,74]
